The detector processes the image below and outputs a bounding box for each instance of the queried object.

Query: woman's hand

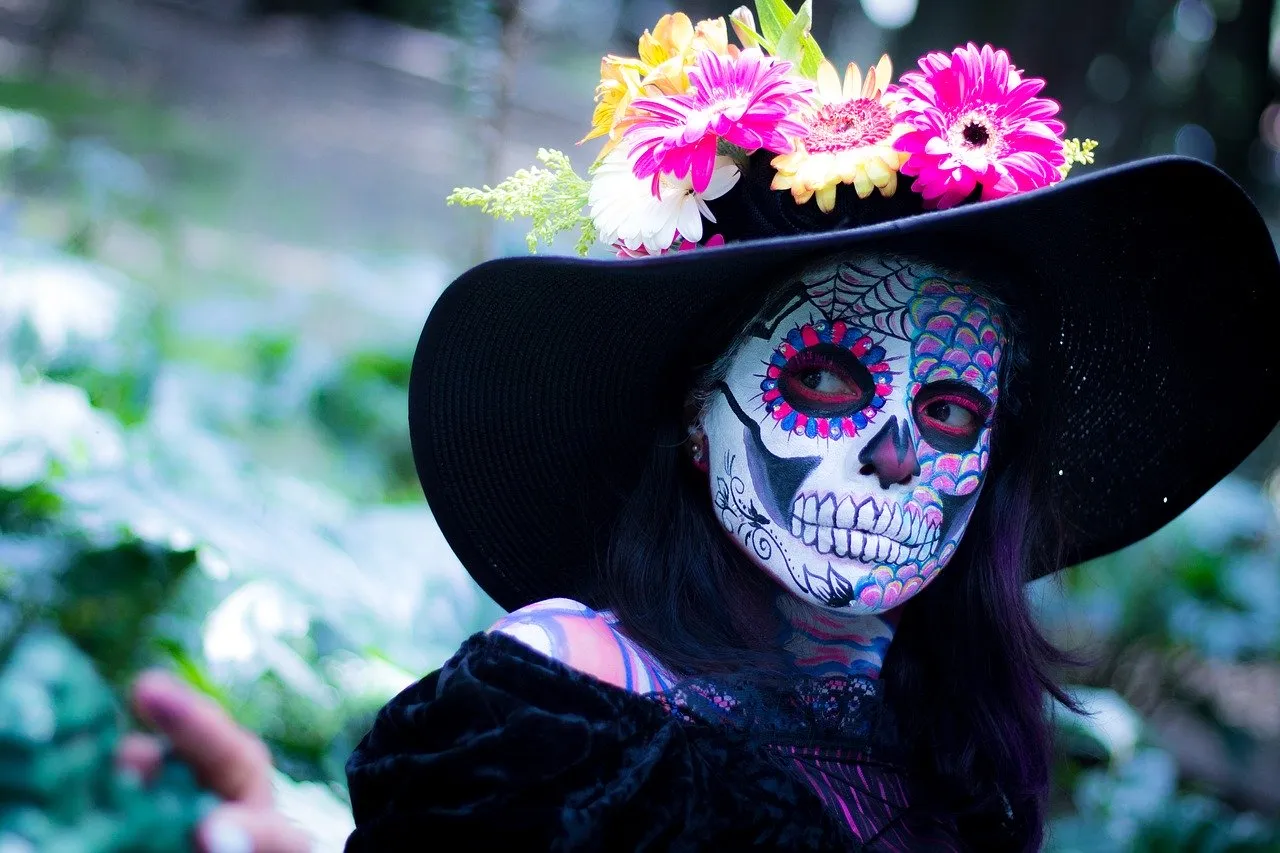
[119,671,313,853]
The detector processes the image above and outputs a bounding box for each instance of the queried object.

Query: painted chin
[780,493,946,611]
[787,557,934,613]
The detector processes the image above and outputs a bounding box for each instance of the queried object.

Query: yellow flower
[771,55,912,213]
[693,17,732,56]
[581,14,734,154]
[580,58,646,152]
[639,13,735,94]
[638,13,693,65]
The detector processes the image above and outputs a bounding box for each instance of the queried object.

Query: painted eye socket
[913,381,992,452]
[760,321,892,440]
[778,344,874,417]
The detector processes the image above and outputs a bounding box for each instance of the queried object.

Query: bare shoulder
[488,598,675,695]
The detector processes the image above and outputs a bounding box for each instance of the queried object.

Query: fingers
[131,670,275,807]
[198,805,312,853]
[115,732,166,783]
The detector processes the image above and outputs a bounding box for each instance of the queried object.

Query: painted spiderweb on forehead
[804,258,917,341]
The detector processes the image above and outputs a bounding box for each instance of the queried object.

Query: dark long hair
[593,275,1077,850]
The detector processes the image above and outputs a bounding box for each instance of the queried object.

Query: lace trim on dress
[650,671,900,754]
[650,674,974,851]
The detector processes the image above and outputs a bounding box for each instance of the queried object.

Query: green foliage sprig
[1060,138,1099,178]
[447,148,596,256]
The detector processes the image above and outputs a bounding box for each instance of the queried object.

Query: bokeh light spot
[1174,123,1216,161]
[859,0,918,30]
[1174,0,1217,44]
[1086,54,1131,103]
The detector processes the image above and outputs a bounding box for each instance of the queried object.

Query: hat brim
[410,156,1280,613]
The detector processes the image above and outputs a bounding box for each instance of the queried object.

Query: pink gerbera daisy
[623,47,812,194]
[894,43,1067,210]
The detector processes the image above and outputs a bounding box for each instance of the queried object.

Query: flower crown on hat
[448,0,1097,257]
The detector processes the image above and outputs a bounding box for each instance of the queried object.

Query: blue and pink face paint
[703,256,1005,615]
[901,280,1003,591]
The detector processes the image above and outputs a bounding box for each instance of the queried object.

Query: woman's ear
[686,420,709,473]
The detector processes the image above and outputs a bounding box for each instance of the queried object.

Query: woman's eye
[799,369,854,395]
[776,344,874,417]
[923,400,974,430]
[913,384,991,452]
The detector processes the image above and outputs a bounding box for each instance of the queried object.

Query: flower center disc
[962,122,989,145]
[806,98,894,153]
[948,111,1003,155]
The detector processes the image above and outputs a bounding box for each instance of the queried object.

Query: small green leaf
[774,0,812,67]
[798,36,826,78]
[730,6,773,51]
[754,0,825,77]
[152,636,234,706]
[754,0,794,46]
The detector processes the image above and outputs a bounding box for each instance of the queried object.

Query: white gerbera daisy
[588,146,739,254]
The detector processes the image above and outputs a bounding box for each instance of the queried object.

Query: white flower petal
[696,195,717,223]
[589,147,683,251]
[653,201,685,250]
[702,157,742,200]
[677,196,704,243]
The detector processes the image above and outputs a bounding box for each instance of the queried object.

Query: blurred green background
[0,0,1277,850]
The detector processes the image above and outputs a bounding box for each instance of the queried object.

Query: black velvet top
[344,632,996,851]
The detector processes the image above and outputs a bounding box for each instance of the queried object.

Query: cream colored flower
[771,55,912,212]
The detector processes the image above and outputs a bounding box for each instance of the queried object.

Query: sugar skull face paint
[702,254,1005,614]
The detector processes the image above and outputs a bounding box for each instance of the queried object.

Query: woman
[124,8,1280,852]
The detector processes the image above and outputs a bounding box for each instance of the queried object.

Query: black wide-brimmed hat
[411,154,1280,612]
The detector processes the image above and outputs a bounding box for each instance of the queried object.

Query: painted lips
[789,492,939,564]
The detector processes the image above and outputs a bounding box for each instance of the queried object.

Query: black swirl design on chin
[714,451,792,573]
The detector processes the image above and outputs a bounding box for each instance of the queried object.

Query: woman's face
[700,253,1006,614]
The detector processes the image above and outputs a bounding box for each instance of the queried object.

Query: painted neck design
[774,592,896,679]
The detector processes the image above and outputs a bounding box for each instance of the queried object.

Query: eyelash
[786,349,838,373]
[919,392,984,435]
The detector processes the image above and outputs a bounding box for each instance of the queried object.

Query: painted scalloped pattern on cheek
[898,283,1003,591]
[857,575,925,610]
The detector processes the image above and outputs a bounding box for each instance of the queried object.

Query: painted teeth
[789,491,944,561]
[835,497,856,529]
[856,499,875,529]
[873,504,892,535]
[891,506,908,540]
[818,496,836,528]
[832,527,850,557]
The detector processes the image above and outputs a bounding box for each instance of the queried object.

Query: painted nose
[857,415,921,489]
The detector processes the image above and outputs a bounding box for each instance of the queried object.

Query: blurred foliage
[0,629,221,851]
[0,101,500,850]
[1037,479,1280,850]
